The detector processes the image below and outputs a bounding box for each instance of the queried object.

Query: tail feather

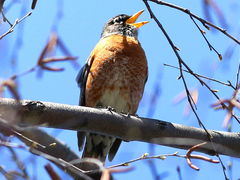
[82,133,116,162]
[77,131,86,151]
[108,138,122,161]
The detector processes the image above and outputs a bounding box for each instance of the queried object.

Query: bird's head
[101,10,148,39]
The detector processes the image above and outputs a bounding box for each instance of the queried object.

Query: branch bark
[0,98,239,158]
[0,118,89,179]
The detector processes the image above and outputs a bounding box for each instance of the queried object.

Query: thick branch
[0,98,239,158]
[0,119,86,179]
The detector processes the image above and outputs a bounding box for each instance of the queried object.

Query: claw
[107,106,116,112]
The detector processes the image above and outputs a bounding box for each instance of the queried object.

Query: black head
[101,10,148,39]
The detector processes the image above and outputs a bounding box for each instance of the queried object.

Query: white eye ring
[113,16,124,24]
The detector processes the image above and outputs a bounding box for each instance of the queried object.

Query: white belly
[99,88,131,113]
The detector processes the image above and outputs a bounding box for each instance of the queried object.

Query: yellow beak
[126,10,149,28]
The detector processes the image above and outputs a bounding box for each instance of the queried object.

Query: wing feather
[76,56,94,150]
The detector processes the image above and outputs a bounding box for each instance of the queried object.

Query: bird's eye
[113,16,124,24]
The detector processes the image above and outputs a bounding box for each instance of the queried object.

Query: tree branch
[0,119,86,179]
[0,98,239,158]
[148,0,240,44]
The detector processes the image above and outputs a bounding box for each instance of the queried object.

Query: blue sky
[1,0,240,179]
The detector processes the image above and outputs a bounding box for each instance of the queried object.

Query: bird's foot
[125,113,138,118]
[126,112,131,117]
[107,106,116,112]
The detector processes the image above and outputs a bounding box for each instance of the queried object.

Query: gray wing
[76,57,93,150]
[76,62,90,106]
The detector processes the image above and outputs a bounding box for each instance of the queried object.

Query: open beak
[126,10,149,28]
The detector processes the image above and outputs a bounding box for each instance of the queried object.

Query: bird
[76,10,148,167]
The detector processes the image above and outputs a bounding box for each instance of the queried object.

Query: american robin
[76,10,148,166]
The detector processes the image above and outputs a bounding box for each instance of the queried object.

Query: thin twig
[8,147,29,179]
[45,164,62,180]
[30,148,93,180]
[143,0,210,135]
[186,142,207,170]
[189,14,222,60]
[149,0,240,44]
[1,11,12,26]
[0,119,46,149]
[0,11,32,40]
[163,63,231,87]
[236,63,240,89]
[143,1,229,178]
[107,151,219,171]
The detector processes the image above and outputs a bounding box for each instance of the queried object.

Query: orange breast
[85,34,148,114]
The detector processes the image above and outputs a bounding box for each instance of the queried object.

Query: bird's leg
[134,114,139,118]
[126,112,131,117]
[125,112,139,118]
[107,106,116,112]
